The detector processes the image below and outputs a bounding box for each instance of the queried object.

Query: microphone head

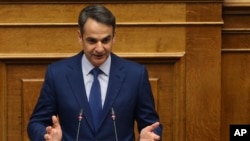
[78,109,83,121]
[111,108,116,120]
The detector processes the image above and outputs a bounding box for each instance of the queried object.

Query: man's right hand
[44,116,62,141]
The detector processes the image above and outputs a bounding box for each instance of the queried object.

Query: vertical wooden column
[185,2,222,141]
[0,62,7,141]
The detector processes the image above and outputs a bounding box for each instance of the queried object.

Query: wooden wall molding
[118,22,224,26]
[222,49,250,52]
[0,22,224,27]
[223,0,250,14]
[21,78,44,141]
[224,0,250,7]
[0,52,185,59]
[0,0,223,4]
[222,28,250,52]
[222,28,250,33]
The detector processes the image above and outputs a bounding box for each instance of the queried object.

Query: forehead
[83,18,113,36]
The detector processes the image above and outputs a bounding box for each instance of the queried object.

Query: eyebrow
[86,35,112,42]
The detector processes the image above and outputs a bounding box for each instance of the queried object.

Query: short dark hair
[78,5,116,35]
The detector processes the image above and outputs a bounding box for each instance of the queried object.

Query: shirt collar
[82,54,111,76]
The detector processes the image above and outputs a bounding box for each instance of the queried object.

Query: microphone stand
[112,108,118,141]
[76,109,83,141]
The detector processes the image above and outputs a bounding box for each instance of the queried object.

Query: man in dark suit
[28,5,162,141]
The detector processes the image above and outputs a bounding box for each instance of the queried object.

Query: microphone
[76,109,83,141]
[111,107,118,141]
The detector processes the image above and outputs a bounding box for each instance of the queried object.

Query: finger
[44,133,50,140]
[152,133,160,140]
[151,122,160,128]
[46,126,52,134]
[147,122,160,131]
[52,115,60,128]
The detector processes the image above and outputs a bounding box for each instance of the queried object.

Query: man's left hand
[139,122,161,141]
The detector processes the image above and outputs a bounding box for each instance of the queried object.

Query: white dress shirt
[81,54,111,107]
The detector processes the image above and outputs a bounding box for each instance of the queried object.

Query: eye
[86,38,97,44]
[102,36,111,44]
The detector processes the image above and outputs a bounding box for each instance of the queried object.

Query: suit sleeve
[27,65,57,141]
[135,66,163,138]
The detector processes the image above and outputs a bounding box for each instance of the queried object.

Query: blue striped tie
[89,67,102,130]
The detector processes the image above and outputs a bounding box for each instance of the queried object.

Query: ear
[77,30,83,45]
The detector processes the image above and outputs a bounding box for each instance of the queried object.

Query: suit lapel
[97,54,126,131]
[66,52,95,132]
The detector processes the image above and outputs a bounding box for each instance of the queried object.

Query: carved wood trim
[222,28,250,33]
[223,0,250,14]
[0,52,185,59]
[224,0,250,7]
[222,28,250,52]
[222,49,250,52]
[0,0,223,4]
[0,22,224,27]
[21,79,44,141]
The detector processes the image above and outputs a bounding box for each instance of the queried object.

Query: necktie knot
[90,67,101,78]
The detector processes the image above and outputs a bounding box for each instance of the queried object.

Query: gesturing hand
[139,122,161,141]
[44,116,62,141]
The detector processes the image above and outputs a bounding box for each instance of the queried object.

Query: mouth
[93,54,104,59]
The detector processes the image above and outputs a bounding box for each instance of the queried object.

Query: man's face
[78,18,115,67]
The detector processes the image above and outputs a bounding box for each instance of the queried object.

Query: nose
[95,41,104,52]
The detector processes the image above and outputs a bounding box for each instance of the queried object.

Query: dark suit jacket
[28,52,162,141]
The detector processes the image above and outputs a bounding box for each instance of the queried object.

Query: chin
[93,61,104,67]
[92,56,106,66]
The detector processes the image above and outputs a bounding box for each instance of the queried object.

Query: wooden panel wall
[221,1,250,141]
[0,0,223,141]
